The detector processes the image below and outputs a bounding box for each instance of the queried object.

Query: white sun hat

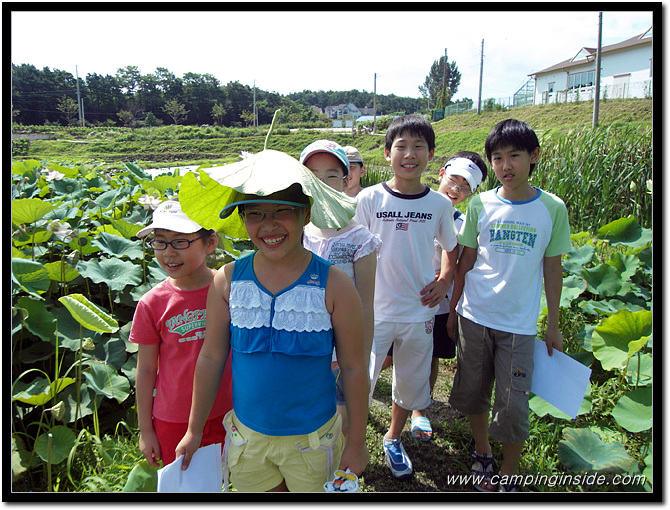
[136,198,204,238]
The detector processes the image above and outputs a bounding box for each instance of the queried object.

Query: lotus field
[11,138,652,493]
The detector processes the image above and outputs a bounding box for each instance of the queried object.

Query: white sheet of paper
[157,443,222,492]
[530,338,591,419]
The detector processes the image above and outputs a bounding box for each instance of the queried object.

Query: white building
[324,103,363,120]
[529,27,652,105]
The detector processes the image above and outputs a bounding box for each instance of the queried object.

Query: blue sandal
[410,416,433,442]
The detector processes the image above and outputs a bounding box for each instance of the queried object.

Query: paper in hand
[157,443,223,492]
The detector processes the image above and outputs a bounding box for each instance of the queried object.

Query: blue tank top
[229,251,336,436]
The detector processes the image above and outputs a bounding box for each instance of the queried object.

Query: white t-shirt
[434,211,465,315]
[457,187,572,335]
[354,182,458,323]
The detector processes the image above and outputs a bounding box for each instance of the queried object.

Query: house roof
[530,28,652,77]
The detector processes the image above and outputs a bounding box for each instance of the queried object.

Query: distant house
[324,103,363,120]
[530,27,652,105]
[311,105,324,115]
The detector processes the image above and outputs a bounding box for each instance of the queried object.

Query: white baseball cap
[136,198,204,238]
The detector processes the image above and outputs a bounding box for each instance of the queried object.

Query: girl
[130,198,232,467]
[176,151,369,492]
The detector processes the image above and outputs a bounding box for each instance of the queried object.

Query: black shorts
[432,313,456,359]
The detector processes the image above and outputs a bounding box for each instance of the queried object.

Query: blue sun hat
[178,150,357,239]
[299,140,350,176]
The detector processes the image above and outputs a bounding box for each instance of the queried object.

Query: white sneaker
[383,438,413,480]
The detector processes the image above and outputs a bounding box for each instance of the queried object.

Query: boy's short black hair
[385,114,435,152]
[484,119,540,175]
[448,151,488,183]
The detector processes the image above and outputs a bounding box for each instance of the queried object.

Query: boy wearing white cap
[130,198,233,467]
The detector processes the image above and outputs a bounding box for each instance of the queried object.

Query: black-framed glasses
[240,205,302,224]
[446,177,473,196]
[147,238,201,250]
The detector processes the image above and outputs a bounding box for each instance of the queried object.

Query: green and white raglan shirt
[456,187,571,335]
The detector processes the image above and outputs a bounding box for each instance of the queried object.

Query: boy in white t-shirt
[354,115,458,480]
[447,119,571,492]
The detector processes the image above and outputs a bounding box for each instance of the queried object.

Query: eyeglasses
[240,205,302,224]
[446,177,473,196]
[315,175,347,185]
[147,238,201,250]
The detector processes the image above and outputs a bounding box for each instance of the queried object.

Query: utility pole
[373,72,377,134]
[477,39,484,115]
[253,80,257,127]
[442,47,447,110]
[75,65,84,127]
[592,12,603,128]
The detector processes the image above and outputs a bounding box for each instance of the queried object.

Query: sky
[9,5,655,105]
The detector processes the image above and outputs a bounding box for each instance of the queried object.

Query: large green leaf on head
[77,257,143,292]
[596,216,652,248]
[58,293,119,333]
[12,198,56,225]
[179,149,357,240]
[591,308,652,370]
[557,427,635,474]
[612,387,652,433]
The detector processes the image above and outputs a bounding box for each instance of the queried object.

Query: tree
[56,95,79,126]
[116,65,142,95]
[163,98,189,124]
[240,110,255,127]
[211,103,227,126]
[419,52,461,110]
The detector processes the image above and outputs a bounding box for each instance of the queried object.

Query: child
[130,198,233,467]
[175,150,370,492]
[353,114,459,480]
[447,119,571,492]
[342,145,367,197]
[411,152,488,441]
[299,139,381,438]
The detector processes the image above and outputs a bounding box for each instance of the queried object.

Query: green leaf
[642,448,652,485]
[561,275,587,307]
[582,263,622,297]
[16,296,57,341]
[34,425,76,464]
[13,376,76,405]
[12,159,42,176]
[44,260,80,283]
[626,353,653,387]
[11,198,56,225]
[12,434,39,482]
[90,189,123,211]
[122,460,158,492]
[82,363,130,403]
[76,258,143,292]
[612,387,652,432]
[607,252,640,281]
[140,174,182,197]
[108,217,145,239]
[563,244,595,275]
[596,216,652,247]
[557,427,635,473]
[591,309,652,370]
[123,162,151,181]
[56,383,98,423]
[58,293,119,333]
[579,298,646,316]
[92,231,144,260]
[12,258,51,298]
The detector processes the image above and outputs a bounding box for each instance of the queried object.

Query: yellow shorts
[223,410,343,492]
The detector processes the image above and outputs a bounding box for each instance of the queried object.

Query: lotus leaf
[557,427,635,473]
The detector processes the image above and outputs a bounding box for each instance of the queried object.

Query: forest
[11,64,424,128]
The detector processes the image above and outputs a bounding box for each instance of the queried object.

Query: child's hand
[338,442,370,478]
[545,324,564,356]
[420,279,448,307]
[174,429,203,470]
[139,429,162,467]
[446,313,457,340]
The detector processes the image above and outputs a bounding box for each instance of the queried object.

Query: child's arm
[136,343,162,467]
[543,255,564,356]
[421,244,457,307]
[329,266,370,476]
[176,264,233,469]
[446,246,477,339]
[352,252,376,369]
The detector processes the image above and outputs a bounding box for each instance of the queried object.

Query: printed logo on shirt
[306,274,321,286]
[489,221,538,256]
[425,318,434,334]
[377,211,433,221]
[165,308,206,340]
[396,222,408,231]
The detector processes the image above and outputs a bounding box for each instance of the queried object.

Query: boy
[354,114,458,479]
[447,119,571,492]
[342,145,367,197]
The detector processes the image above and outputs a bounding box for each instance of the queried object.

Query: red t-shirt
[130,278,232,423]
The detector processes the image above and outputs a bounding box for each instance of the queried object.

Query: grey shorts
[449,314,535,444]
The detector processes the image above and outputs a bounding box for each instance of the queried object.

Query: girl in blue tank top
[176,177,370,492]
